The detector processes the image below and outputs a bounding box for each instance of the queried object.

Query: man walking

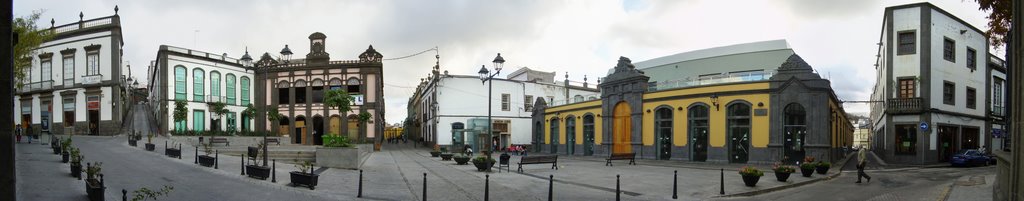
[856,145,871,183]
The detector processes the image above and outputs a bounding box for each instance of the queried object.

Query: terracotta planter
[741,175,761,187]
[774,172,791,182]
[800,168,814,177]
[815,166,830,174]
[289,171,319,190]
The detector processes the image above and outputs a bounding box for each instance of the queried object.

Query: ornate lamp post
[477,53,505,169]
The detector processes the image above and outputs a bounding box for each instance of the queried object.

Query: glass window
[41,60,51,82]
[86,53,99,75]
[210,72,220,101]
[943,38,955,62]
[193,69,204,101]
[524,95,533,111]
[899,78,915,98]
[943,81,955,105]
[278,81,290,105]
[966,87,976,109]
[501,94,510,111]
[226,74,236,105]
[193,110,205,131]
[574,95,584,103]
[63,98,75,127]
[241,77,250,105]
[897,31,915,55]
[994,78,1004,115]
[347,78,361,94]
[226,112,236,132]
[174,66,187,100]
[966,48,977,70]
[295,80,307,104]
[63,56,74,86]
[895,124,917,155]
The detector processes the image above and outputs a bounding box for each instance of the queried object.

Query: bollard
[485,175,490,201]
[673,170,678,199]
[358,170,363,198]
[548,175,554,201]
[616,174,621,201]
[719,168,724,195]
[423,173,427,201]
[122,189,127,201]
[215,150,219,169]
[179,144,183,159]
[194,146,199,164]
[241,153,246,175]
[272,159,277,183]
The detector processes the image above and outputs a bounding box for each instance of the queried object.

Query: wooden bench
[605,152,636,166]
[518,155,558,172]
[264,138,280,145]
[209,137,230,146]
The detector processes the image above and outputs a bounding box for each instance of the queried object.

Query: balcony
[887,98,923,114]
[16,80,54,94]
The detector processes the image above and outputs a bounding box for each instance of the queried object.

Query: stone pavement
[944,173,995,201]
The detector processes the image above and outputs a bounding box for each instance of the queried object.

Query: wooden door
[613,102,632,154]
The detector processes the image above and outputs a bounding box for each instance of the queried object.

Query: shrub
[472,155,496,164]
[803,156,816,163]
[738,166,764,177]
[800,162,816,170]
[772,163,796,173]
[322,134,351,148]
[816,161,831,168]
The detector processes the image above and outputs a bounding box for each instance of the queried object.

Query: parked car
[950,149,990,167]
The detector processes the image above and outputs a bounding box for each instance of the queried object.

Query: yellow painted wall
[829,99,854,148]
[641,83,771,148]
[545,100,602,145]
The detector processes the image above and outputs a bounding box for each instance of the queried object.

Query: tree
[13,11,55,88]
[323,89,354,136]
[205,102,228,133]
[357,112,372,127]
[172,100,188,134]
[974,0,1012,49]
[266,107,282,129]
[242,104,256,132]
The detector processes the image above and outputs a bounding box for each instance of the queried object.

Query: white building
[415,64,599,150]
[870,2,992,164]
[148,45,255,135]
[14,9,128,136]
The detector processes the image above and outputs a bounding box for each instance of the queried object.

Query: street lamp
[477,53,505,170]
[240,48,253,67]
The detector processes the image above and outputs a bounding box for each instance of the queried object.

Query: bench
[518,155,558,172]
[209,137,230,146]
[264,138,280,145]
[605,152,636,166]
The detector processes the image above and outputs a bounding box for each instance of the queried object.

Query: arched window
[277,80,289,105]
[549,118,559,154]
[294,79,307,103]
[240,76,250,106]
[311,79,324,103]
[329,78,343,90]
[226,74,236,105]
[210,71,220,100]
[727,102,752,163]
[689,104,709,162]
[174,66,187,100]
[193,69,204,101]
[655,107,673,160]
[573,95,584,103]
[347,77,361,94]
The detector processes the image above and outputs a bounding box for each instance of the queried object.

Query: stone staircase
[217,149,316,164]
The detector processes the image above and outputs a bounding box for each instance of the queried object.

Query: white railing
[648,71,775,92]
[16,80,54,93]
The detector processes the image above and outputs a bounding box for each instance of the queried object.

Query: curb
[715,152,856,198]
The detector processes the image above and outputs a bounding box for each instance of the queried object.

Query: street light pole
[478,53,505,170]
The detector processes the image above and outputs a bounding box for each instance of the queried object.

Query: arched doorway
[313,116,325,145]
[534,121,543,152]
[613,102,632,154]
[583,114,595,156]
[689,104,709,162]
[347,115,359,142]
[329,115,341,135]
[295,116,307,145]
[565,116,576,155]
[549,117,559,154]
[655,107,673,160]
[727,102,751,163]
[279,116,290,139]
[783,103,807,163]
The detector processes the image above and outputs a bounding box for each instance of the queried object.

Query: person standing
[857,146,871,183]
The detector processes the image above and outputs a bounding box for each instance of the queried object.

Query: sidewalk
[943,173,995,201]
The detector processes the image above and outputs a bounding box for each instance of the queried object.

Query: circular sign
[919,122,929,131]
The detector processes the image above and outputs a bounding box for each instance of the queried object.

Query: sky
[14,0,995,125]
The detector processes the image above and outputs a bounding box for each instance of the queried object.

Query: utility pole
[2,0,18,199]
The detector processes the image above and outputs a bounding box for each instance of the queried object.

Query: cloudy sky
[15,0,994,124]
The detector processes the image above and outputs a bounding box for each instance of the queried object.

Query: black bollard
[719,168,724,195]
[423,173,427,201]
[195,146,198,164]
[122,189,127,201]
[485,175,490,201]
[616,174,621,201]
[215,150,219,169]
[179,144,183,159]
[272,159,277,183]
[548,175,554,201]
[241,153,246,175]
[358,170,363,198]
[673,170,678,199]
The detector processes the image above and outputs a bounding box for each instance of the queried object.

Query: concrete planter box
[315,144,372,170]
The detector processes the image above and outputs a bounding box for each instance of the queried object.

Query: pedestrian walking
[856,146,871,183]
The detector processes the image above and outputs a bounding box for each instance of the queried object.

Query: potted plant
[815,161,831,174]
[198,142,216,167]
[471,155,496,171]
[52,137,61,155]
[245,141,271,180]
[165,142,181,158]
[128,133,138,147]
[430,144,441,157]
[799,156,816,177]
[738,166,764,187]
[289,160,319,190]
[453,154,471,165]
[771,162,796,182]
[85,162,105,201]
[145,134,156,151]
[69,148,83,179]
[440,150,454,161]
[60,138,72,163]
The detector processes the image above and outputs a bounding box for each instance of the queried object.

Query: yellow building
[383,127,404,139]
[532,53,853,164]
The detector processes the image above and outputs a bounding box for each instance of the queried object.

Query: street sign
[919,122,929,132]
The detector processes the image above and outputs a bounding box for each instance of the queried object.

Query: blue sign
[994,129,1005,138]
[919,122,929,131]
